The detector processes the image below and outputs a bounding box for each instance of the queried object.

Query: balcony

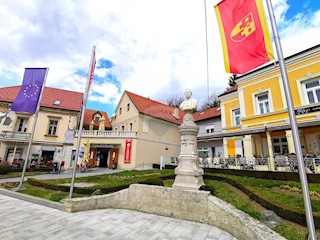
[0,131,31,142]
[75,130,137,138]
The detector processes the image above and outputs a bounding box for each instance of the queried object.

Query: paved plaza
[0,194,237,240]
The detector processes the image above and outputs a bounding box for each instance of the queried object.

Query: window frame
[17,118,28,133]
[273,137,288,155]
[232,108,241,126]
[204,124,214,134]
[303,78,320,104]
[254,91,272,115]
[47,119,58,136]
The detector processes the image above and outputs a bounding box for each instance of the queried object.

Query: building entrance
[96,148,109,168]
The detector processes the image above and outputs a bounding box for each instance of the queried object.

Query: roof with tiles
[218,85,238,97]
[193,106,221,122]
[126,91,184,125]
[0,86,83,111]
[84,109,111,128]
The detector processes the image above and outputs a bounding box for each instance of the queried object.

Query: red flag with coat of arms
[214,0,274,74]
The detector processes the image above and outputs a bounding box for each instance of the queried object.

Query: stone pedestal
[172,113,204,190]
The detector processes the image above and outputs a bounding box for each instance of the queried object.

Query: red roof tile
[0,86,83,111]
[218,85,238,97]
[126,91,184,125]
[84,109,111,128]
[193,106,221,122]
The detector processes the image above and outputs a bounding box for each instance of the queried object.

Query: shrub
[27,178,131,195]
[139,177,164,186]
[199,185,216,195]
[0,165,12,174]
[159,174,175,180]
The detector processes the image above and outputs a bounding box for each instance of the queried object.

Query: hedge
[0,165,12,174]
[27,176,167,196]
[204,174,320,228]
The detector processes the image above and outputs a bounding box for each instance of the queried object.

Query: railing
[75,130,137,138]
[164,156,320,173]
[0,131,31,140]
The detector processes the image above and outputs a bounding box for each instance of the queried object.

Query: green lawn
[41,169,174,189]
[0,171,48,179]
[19,182,88,202]
[209,173,320,216]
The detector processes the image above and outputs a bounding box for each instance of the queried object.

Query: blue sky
[0,0,320,117]
[285,1,319,19]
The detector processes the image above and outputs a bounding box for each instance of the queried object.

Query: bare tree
[228,74,238,87]
[167,95,184,108]
[200,92,221,110]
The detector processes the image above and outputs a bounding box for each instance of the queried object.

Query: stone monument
[172,89,204,190]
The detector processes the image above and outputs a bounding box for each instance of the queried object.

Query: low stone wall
[62,184,285,240]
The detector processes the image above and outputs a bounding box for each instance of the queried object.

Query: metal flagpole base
[12,185,26,192]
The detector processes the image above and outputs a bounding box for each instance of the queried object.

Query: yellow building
[220,44,320,170]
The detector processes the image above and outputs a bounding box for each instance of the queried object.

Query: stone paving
[0,194,237,240]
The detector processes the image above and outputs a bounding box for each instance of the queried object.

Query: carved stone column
[172,113,204,190]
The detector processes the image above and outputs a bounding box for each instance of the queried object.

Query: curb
[0,188,65,211]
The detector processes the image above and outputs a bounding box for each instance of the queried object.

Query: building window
[70,150,76,167]
[143,120,149,133]
[6,149,22,162]
[129,123,133,131]
[232,109,241,126]
[53,100,61,106]
[304,79,320,104]
[273,137,288,155]
[48,120,58,135]
[204,124,214,133]
[121,125,125,131]
[17,118,27,132]
[127,103,130,111]
[198,148,209,158]
[256,93,270,114]
[119,108,122,115]
[94,116,100,122]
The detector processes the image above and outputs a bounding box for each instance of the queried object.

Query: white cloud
[89,81,119,104]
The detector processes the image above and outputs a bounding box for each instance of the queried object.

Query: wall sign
[124,139,132,163]
[295,105,320,115]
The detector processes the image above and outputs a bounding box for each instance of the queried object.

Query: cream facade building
[0,86,184,170]
[0,86,82,167]
[77,91,183,170]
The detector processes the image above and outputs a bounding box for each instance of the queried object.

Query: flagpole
[14,68,49,191]
[265,1,317,239]
[69,46,96,198]
[203,0,210,100]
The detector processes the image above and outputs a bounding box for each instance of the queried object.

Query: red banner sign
[124,139,132,163]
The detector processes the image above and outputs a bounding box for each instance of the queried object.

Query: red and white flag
[88,46,96,90]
